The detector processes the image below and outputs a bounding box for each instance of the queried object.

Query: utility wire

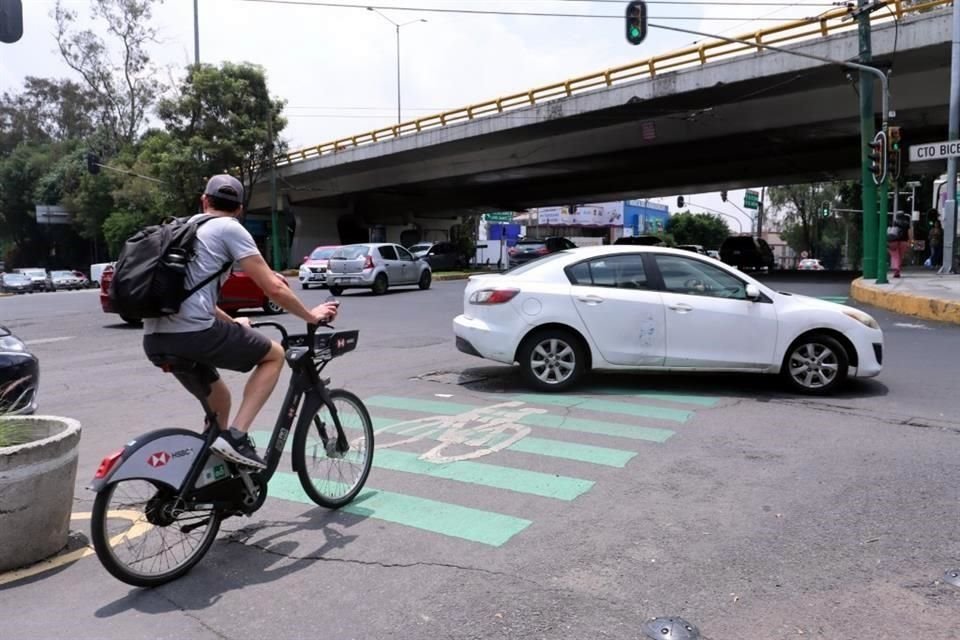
[479,0,837,5]
[232,0,820,20]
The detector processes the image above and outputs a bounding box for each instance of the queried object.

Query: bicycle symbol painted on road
[374,401,547,463]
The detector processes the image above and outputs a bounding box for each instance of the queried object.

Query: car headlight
[843,309,879,330]
[0,335,27,352]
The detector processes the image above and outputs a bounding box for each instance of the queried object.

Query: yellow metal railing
[275,0,950,167]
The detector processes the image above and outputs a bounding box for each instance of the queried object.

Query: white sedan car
[453,246,883,394]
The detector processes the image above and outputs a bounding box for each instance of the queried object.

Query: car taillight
[469,288,520,304]
[535,247,549,255]
[363,255,375,270]
[94,449,124,479]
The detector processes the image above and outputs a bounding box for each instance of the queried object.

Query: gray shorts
[143,319,273,385]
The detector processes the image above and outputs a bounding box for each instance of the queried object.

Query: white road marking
[893,322,932,330]
[434,393,453,398]
[24,336,75,345]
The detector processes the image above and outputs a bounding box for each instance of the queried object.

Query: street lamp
[367,7,426,125]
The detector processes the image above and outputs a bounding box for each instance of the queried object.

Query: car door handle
[577,295,604,305]
[668,303,693,313]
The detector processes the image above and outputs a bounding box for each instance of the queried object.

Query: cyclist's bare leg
[207,379,231,430]
[231,340,284,432]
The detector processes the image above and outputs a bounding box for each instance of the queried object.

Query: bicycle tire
[292,388,374,509]
[90,478,221,587]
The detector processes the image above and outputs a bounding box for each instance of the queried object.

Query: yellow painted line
[0,510,148,587]
[850,278,960,325]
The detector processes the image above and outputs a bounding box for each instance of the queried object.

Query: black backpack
[109,215,231,320]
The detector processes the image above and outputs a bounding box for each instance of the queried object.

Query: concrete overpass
[247,1,951,262]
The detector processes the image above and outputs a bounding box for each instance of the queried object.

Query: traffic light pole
[857,0,878,279]
[876,175,890,284]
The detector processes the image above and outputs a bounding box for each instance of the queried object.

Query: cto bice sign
[909,140,960,163]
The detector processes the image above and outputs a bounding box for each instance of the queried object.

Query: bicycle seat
[149,354,202,374]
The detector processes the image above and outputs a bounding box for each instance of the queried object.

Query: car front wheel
[781,333,849,394]
[518,328,587,392]
[263,299,284,315]
[371,273,389,295]
[418,270,431,290]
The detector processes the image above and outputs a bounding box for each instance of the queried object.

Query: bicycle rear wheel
[292,388,374,509]
[90,478,221,587]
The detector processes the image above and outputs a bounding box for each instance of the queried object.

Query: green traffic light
[630,26,640,37]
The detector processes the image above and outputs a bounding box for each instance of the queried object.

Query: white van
[90,262,114,286]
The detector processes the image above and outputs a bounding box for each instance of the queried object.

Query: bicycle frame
[90,322,354,514]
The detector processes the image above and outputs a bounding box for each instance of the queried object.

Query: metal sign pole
[941,0,960,274]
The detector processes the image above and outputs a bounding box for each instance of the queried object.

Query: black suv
[508,237,576,268]
[719,236,775,271]
[614,235,666,246]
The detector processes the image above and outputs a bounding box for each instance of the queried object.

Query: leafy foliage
[666,211,730,249]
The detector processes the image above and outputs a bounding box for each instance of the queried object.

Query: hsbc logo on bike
[147,452,171,468]
[336,337,355,349]
[146,448,192,468]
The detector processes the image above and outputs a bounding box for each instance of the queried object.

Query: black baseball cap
[203,174,244,204]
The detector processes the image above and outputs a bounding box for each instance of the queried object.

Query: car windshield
[514,241,546,250]
[332,245,370,259]
[409,244,432,253]
[4,274,28,283]
[309,247,336,260]
[51,271,73,277]
[504,251,571,275]
[19,269,45,276]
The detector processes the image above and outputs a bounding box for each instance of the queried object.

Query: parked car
[72,271,93,288]
[676,244,707,255]
[706,250,721,260]
[420,241,468,272]
[50,270,85,290]
[90,262,114,287]
[508,237,577,268]
[298,245,340,290]
[101,265,289,325]
[453,245,883,395]
[15,268,52,292]
[327,243,432,295]
[798,258,826,271]
[407,242,434,259]
[1,273,33,294]
[614,235,667,247]
[719,236,776,271]
[0,325,39,415]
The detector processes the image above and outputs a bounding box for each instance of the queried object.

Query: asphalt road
[1,275,958,639]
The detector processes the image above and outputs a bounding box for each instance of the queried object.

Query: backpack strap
[182,214,235,298]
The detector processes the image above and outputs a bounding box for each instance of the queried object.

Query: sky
[0,0,835,231]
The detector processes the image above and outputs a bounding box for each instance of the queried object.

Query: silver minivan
[327,243,432,295]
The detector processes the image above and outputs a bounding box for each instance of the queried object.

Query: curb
[850,277,960,325]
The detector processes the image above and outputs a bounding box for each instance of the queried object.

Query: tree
[0,144,55,263]
[0,77,100,154]
[53,0,163,150]
[157,62,287,212]
[666,211,730,249]
[768,183,840,259]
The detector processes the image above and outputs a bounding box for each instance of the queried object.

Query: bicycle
[87,321,374,587]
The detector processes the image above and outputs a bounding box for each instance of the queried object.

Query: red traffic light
[626,1,648,45]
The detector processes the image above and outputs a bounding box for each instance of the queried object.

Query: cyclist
[143,174,338,469]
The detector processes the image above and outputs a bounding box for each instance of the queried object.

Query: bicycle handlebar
[249,320,332,349]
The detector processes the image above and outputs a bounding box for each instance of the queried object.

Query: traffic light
[625,1,648,45]
[86,152,101,175]
[677,195,685,208]
[720,190,728,202]
[867,131,886,185]
[887,126,901,180]
[821,201,831,218]
[0,0,23,44]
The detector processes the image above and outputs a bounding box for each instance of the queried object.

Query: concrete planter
[0,416,81,572]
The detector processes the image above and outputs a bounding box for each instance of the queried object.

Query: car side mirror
[745,284,761,300]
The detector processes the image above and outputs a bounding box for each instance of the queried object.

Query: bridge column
[289,203,353,267]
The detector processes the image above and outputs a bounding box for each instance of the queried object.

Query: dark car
[1,273,33,294]
[0,326,39,415]
[719,236,776,271]
[614,235,667,246]
[420,241,468,271]
[508,237,577,268]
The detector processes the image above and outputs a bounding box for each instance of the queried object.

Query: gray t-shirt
[143,214,260,335]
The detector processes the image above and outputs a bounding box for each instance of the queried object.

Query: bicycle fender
[89,428,204,493]
[290,391,325,474]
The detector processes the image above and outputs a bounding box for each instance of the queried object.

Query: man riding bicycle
[143,174,338,469]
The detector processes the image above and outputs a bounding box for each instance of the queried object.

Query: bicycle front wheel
[90,479,221,587]
[293,388,374,509]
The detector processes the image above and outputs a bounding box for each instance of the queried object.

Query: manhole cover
[642,617,701,640]
[945,569,960,588]
[413,370,490,386]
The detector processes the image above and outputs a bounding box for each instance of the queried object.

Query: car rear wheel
[263,299,284,315]
[372,273,389,295]
[418,270,431,290]
[781,333,848,395]
[518,328,587,392]
[328,285,344,296]
[120,315,142,327]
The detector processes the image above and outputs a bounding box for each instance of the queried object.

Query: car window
[503,251,570,275]
[409,244,431,253]
[333,245,370,259]
[309,247,336,260]
[396,246,414,261]
[378,246,398,260]
[567,255,650,290]
[655,255,747,299]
